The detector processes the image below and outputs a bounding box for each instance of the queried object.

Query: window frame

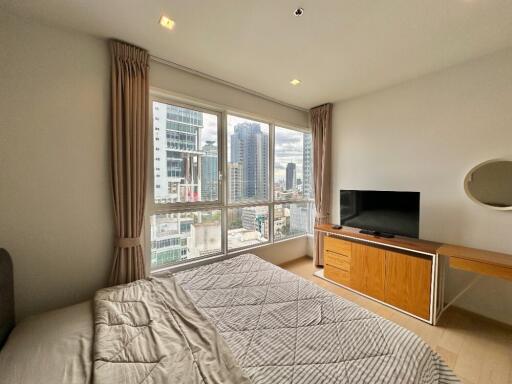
[146,91,313,272]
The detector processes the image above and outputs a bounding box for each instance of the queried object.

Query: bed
[0,250,459,383]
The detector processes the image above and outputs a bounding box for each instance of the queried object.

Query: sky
[274,126,304,183]
[202,113,218,144]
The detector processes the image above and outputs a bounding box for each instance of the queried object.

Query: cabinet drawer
[324,264,350,286]
[324,251,351,271]
[324,236,352,257]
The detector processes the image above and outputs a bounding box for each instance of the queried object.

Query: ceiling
[2,0,512,109]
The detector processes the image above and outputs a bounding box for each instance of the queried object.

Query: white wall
[331,48,512,325]
[0,11,112,320]
[0,10,310,320]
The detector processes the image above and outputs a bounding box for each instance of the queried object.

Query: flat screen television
[340,190,420,238]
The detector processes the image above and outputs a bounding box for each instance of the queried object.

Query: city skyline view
[151,101,313,268]
[275,126,313,201]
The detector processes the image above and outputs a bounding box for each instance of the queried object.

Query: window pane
[150,209,222,268]
[274,202,311,240]
[274,127,313,200]
[227,115,269,203]
[227,205,269,250]
[153,101,219,204]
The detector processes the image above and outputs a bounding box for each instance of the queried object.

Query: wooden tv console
[315,224,512,325]
[315,224,440,323]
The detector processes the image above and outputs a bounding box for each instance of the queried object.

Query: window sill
[150,234,310,275]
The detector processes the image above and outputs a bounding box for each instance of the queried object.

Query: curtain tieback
[115,237,141,248]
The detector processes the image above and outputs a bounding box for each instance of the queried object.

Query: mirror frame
[464,158,512,211]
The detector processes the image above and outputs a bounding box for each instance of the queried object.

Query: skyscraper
[303,133,313,198]
[153,103,203,204]
[230,122,268,200]
[151,103,205,266]
[201,140,218,201]
[286,163,297,191]
[228,162,243,201]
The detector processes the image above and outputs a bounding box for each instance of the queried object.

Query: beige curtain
[109,40,149,285]
[311,103,333,267]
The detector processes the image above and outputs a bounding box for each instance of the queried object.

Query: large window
[149,98,313,270]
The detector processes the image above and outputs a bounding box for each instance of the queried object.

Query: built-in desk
[435,244,512,323]
[315,224,512,325]
[438,244,512,280]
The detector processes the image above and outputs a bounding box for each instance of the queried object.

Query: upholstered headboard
[0,249,15,349]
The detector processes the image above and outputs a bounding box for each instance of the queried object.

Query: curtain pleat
[109,40,149,286]
[311,103,333,267]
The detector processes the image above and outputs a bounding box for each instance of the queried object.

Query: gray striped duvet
[173,254,459,384]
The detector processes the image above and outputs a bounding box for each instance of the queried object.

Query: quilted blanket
[173,254,460,384]
[93,276,251,384]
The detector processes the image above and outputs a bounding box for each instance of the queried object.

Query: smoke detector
[293,8,304,17]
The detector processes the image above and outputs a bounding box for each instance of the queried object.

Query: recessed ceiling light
[293,7,304,17]
[290,79,301,86]
[159,16,175,30]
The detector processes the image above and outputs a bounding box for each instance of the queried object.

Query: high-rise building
[273,204,290,240]
[201,140,218,201]
[303,133,313,198]
[190,222,221,258]
[241,206,269,239]
[150,213,192,267]
[286,162,297,191]
[152,103,205,266]
[228,162,243,201]
[153,103,203,204]
[230,122,268,200]
[290,204,310,235]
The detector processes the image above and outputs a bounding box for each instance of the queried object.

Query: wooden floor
[280,257,512,384]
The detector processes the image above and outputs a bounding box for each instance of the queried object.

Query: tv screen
[340,190,420,238]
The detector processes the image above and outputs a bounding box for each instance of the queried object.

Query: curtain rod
[150,55,309,113]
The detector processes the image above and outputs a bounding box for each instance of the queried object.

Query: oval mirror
[464,159,512,210]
